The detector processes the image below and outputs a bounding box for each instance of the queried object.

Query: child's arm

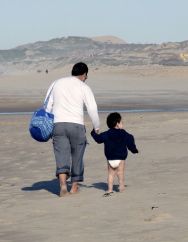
[126,134,139,154]
[91,129,105,144]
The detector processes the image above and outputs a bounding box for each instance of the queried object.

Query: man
[45,62,100,197]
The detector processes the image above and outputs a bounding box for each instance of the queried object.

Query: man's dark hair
[107,112,122,128]
[72,62,88,76]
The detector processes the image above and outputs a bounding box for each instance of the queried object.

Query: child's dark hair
[71,62,88,76]
[107,112,122,128]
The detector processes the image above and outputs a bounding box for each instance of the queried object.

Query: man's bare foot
[70,183,79,194]
[59,185,69,197]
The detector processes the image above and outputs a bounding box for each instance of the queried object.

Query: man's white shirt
[45,76,100,130]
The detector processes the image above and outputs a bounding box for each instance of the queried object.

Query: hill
[0,36,188,74]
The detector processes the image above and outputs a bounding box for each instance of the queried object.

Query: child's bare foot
[106,190,113,193]
[59,185,69,197]
[119,185,125,192]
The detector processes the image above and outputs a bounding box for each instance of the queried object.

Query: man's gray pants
[52,122,87,182]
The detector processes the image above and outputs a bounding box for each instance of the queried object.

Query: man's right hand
[95,129,100,134]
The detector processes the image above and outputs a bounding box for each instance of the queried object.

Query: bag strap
[43,81,56,110]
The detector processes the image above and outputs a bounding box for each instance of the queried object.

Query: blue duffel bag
[29,83,55,142]
[29,108,54,142]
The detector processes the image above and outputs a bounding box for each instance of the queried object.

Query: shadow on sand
[22,179,61,196]
[80,182,120,192]
[22,180,121,196]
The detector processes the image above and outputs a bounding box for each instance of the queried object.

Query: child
[91,112,138,196]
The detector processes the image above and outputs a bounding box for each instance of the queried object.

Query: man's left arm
[83,85,100,131]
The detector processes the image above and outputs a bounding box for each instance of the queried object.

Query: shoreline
[0,100,188,113]
[1,107,188,115]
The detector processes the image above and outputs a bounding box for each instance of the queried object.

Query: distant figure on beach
[91,112,138,196]
[45,62,100,197]
[45,69,48,74]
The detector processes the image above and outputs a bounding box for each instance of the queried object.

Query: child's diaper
[108,160,121,168]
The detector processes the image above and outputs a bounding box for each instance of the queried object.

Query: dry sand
[0,112,188,242]
[0,66,188,242]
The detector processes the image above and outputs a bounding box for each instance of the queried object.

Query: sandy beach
[0,66,188,241]
[0,65,188,112]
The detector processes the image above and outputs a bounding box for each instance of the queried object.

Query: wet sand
[0,65,188,112]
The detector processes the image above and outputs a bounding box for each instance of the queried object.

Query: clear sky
[0,0,187,49]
